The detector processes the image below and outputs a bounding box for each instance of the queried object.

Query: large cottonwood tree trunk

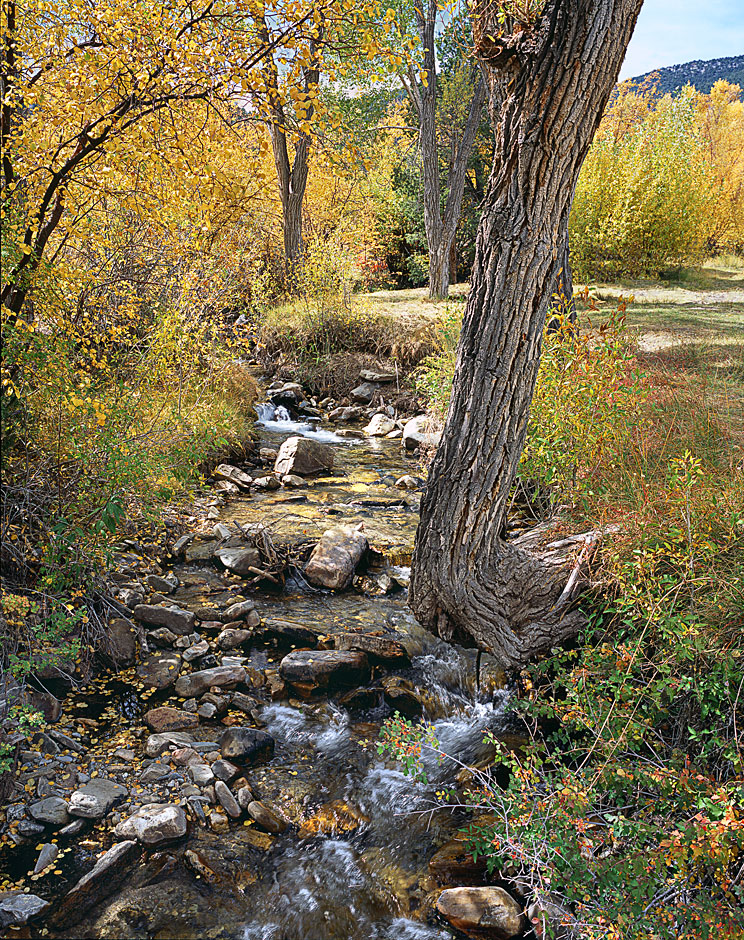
[402,1,486,301]
[410,0,643,669]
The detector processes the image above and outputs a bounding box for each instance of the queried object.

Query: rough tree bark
[401,1,486,301]
[409,0,643,669]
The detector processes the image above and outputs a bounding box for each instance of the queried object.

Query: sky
[619,0,744,79]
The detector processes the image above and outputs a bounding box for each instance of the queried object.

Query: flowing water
[9,405,514,939]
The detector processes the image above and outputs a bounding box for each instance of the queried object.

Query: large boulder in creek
[68,779,128,819]
[144,706,199,733]
[0,893,49,931]
[133,604,196,635]
[333,632,410,665]
[174,663,246,698]
[279,649,370,695]
[274,435,334,477]
[436,887,525,940]
[219,727,275,765]
[402,414,442,452]
[304,525,368,591]
[114,803,188,846]
[48,840,140,928]
[214,545,261,576]
[136,650,181,690]
[364,414,397,436]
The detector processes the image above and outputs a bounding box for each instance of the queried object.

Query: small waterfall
[255,401,362,445]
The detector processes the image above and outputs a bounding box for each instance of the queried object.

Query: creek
[3,404,515,939]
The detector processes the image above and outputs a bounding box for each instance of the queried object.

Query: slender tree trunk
[403,2,486,301]
[410,0,643,669]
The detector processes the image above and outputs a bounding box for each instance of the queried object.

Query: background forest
[2,0,744,936]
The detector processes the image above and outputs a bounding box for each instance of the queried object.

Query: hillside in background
[628,53,744,95]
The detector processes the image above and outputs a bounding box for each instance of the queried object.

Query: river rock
[274,435,334,477]
[214,780,241,818]
[104,618,137,665]
[211,758,239,781]
[217,628,251,650]
[69,779,127,819]
[146,573,179,594]
[333,632,410,664]
[382,676,423,717]
[263,618,324,647]
[429,837,489,884]
[182,639,210,662]
[402,414,442,451]
[213,464,253,490]
[137,650,182,689]
[279,649,371,694]
[0,893,49,930]
[436,887,525,940]
[184,539,218,562]
[304,525,368,590]
[174,663,246,698]
[360,368,396,383]
[133,604,196,635]
[145,731,196,758]
[364,414,396,436]
[144,706,199,733]
[394,474,420,490]
[298,799,368,838]
[219,727,275,765]
[189,763,215,787]
[215,545,261,576]
[48,840,140,928]
[115,803,188,845]
[223,599,257,621]
[350,381,378,404]
[281,473,305,487]
[33,843,59,874]
[246,800,288,833]
[328,405,365,422]
[527,897,579,940]
[28,795,70,827]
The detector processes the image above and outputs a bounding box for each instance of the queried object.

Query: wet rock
[105,618,137,665]
[214,780,241,818]
[231,691,259,715]
[338,687,382,711]
[356,572,397,596]
[211,758,239,781]
[429,837,489,884]
[394,474,421,490]
[69,779,127,819]
[184,848,221,884]
[350,381,378,404]
[144,706,199,733]
[268,382,304,407]
[113,747,135,762]
[188,763,215,787]
[0,893,49,929]
[246,799,288,833]
[263,618,323,647]
[184,539,218,562]
[210,810,230,832]
[28,795,70,827]
[137,650,182,689]
[115,804,187,845]
[172,533,193,556]
[34,842,59,874]
[174,663,247,698]
[140,762,171,783]
[219,727,275,765]
[145,731,196,758]
[382,677,423,717]
[59,819,86,837]
[274,435,334,477]
[298,799,368,839]
[224,598,256,620]
[279,649,371,695]
[194,605,224,622]
[213,463,253,491]
[333,632,409,664]
[133,603,196,635]
[436,887,525,940]
[146,573,179,594]
[403,414,442,451]
[360,368,396,383]
[182,638,210,662]
[17,819,46,838]
[281,473,306,487]
[215,545,261,576]
[236,785,255,811]
[329,405,365,422]
[147,627,178,647]
[336,427,365,439]
[253,474,282,490]
[217,627,251,650]
[364,414,396,436]
[304,524,368,591]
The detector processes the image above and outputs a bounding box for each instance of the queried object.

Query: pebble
[214,780,241,818]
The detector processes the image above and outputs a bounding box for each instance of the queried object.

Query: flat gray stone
[0,893,49,929]
[28,795,70,826]
[69,779,127,819]
[174,664,246,698]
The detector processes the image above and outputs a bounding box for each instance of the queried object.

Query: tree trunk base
[411,523,610,670]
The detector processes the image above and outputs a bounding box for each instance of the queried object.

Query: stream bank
[0,379,541,940]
